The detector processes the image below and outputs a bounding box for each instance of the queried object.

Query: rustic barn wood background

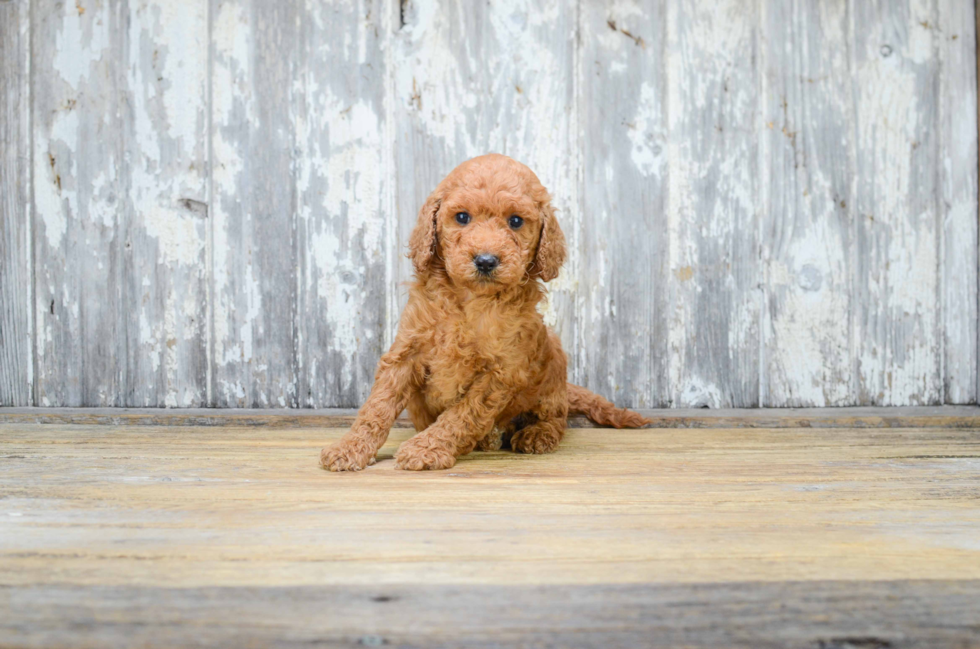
[1,0,977,409]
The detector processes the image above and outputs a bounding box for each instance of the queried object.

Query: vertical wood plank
[0,0,32,406]
[850,0,942,405]
[939,0,978,403]
[760,0,855,406]
[666,0,760,407]
[122,0,210,406]
[211,0,298,407]
[577,0,669,408]
[33,0,120,406]
[292,0,389,408]
[391,0,577,357]
[33,0,209,407]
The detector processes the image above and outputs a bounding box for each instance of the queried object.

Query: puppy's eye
[508,215,524,229]
[455,212,471,225]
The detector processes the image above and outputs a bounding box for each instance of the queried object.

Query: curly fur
[321,154,649,472]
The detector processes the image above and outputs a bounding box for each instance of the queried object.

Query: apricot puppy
[320,154,649,471]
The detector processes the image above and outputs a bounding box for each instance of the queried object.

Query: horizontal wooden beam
[2,406,979,429]
[6,581,979,649]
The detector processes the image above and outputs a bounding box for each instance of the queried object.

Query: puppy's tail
[567,383,651,428]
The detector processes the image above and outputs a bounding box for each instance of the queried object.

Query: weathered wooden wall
[0,0,977,409]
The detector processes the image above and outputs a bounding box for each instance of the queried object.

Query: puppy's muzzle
[473,254,500,276]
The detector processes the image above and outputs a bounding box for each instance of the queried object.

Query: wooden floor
[2,415,979,647]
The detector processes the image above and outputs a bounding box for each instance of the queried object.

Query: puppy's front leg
[395,373,512,471]
[320,344,416,472]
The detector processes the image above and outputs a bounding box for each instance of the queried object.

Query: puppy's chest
[421,307,531,403]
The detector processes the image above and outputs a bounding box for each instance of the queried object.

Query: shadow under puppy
[321,154,649,471]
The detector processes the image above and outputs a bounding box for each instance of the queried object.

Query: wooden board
[121,0,211,407]
[0,0,32,406]
[760,0,854,407]
[666,0,760,407]
[210,0,298,408]
[210,0,389,409]
[4,405,980,429]
[32,0,118,406]
[31,0,210,407]
[2,0,979,409]
[577,0,669,408]
[852,0,943,406]
[941,0,979,404]
[291,0,389,409]
[1,422,979,647]
[4,581,980,649]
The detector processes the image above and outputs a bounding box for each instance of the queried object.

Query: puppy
[320,154,649,471]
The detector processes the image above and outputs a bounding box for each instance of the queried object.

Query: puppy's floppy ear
[532,201,566,282]
[408,190,442,275]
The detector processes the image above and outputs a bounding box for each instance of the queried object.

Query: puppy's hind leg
[510,384,569,456]
[509,414,567,455]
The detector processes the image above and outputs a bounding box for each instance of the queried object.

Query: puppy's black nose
[473,254,499,274]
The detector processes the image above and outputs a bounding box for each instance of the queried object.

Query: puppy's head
[408,154,566,290]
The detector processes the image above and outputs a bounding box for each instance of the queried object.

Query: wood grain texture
[292,0,389,408]
[666,0,760,407]
[0,0,32,406]
[1,422,979,646]
[391,0,577,352]
[577,0,669,408]
[122,0,210,407]
[210,0,298,407]
[32,0,209,407]
[940,0,978,404]
[4,581,979,648]
[32,0,120,406]
[760,0,854,407]
[3,0,980,408]
[1,423,978,587]
[210,0,387,409]
[851,0,943,406]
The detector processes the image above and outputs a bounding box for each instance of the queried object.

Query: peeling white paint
[34,110,77,248]
[211,0,257,405]
[761,0,856,407]
[853,4,941,405]
[667,0,760,406]
[679,376,723,409]
[52,8,105,90]
[15,0,977,409]
[940,0,980,403]
[628,82,664,177]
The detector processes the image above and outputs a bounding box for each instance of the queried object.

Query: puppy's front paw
[395,435,457,471]
[510,425,562,455]
[320,438,377,472]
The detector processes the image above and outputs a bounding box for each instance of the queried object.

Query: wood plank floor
[1,420,979,647]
